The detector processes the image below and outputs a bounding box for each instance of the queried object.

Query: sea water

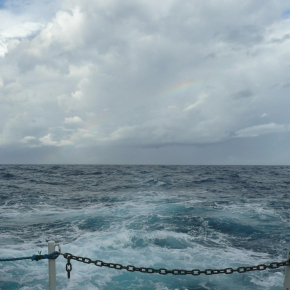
[0,165,289,290]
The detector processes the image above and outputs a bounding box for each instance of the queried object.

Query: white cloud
[183,100,203,111]
[64,116,83,124]
[39,133,72,146]
[39,134,58,146]
[0,8,45,57]
[183,93,208,111]
[235,123,290,138]
[20,136,37,143]
[37,7,84,51]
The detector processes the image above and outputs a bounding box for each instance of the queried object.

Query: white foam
[250,272,284,288]
[1,185,288,289]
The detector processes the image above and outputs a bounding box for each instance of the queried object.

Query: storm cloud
[1,0,290,164]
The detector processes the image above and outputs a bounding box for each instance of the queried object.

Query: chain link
[65,257,72,279]
[60,252,290,279]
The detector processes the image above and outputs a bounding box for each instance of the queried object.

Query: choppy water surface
[0,165,289,290]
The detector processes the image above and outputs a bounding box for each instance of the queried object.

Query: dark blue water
[0,165,289,289]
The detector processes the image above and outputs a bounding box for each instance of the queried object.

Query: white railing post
[283,242,290,290]
[48,241,57,290]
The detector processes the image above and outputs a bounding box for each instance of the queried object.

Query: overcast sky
[0,0,290,164]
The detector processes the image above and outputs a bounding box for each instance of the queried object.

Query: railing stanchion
[48,241,56,290]
[283,242,290,290]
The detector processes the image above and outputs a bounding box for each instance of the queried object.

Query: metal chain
[60,252,290,279]
[66,258,72,279]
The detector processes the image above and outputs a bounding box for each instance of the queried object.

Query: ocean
[0,165,289,290]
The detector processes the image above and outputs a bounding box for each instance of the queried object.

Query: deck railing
[1,240,290,289]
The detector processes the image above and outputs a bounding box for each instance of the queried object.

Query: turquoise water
[0,165,289,289]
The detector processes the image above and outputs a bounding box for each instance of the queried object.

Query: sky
[0,0,290,165]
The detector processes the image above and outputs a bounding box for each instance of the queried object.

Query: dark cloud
[271,33,290,43]
[205,52,216,59]
[223,25,264,46]
[232,89,254,99]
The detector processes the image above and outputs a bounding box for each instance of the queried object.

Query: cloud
[64,116,83,124]
[183,93,208,111]
[234,123,290,138]
[271,33,290,43]
[0,0,61,57]
[0,16,43,56]
[231,89,254,99]
[1,0,290,163]
[19,136,37,143]
[39,133,72,146]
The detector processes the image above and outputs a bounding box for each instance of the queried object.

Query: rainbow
[42,79,204,163]
[158,79,203,100]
